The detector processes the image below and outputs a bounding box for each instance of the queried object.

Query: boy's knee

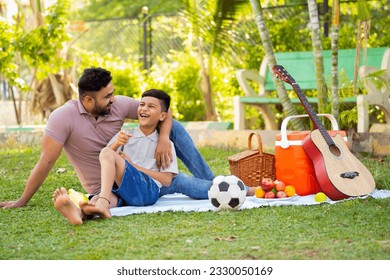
[99,147,114,161]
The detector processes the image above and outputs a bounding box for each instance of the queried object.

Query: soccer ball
[208,175,247,210]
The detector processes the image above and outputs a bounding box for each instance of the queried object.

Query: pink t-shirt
[45,95,139,194]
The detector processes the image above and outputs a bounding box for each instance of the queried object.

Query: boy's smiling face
[138,96,167,130]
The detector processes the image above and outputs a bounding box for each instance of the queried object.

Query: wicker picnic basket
[227,132,276,187]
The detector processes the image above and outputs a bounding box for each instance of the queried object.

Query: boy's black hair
[78,67,112,98]
[142,89,171,112]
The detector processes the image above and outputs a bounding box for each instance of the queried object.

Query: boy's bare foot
[52,187,83,225]
[80,198,112,219]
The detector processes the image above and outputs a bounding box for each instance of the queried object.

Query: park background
[1,0,389,131]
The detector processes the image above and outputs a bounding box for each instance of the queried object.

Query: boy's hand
[155,137,173,170]
[115,130,132,147]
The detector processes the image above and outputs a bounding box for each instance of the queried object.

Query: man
[0,67,214,209]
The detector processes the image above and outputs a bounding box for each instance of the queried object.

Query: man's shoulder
[50,99,78,117]
[111,95,139,119]
[113,95,139,112]
[44,100,79,142]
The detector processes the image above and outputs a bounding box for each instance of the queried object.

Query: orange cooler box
[275,114,348,196]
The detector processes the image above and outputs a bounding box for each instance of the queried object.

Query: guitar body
[302,129,375,200]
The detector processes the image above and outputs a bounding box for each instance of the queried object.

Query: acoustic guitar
[272,64,375,200]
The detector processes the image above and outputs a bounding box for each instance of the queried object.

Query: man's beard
[92,103,112,116]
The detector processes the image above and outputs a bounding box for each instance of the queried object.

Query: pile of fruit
[254,178,296,199]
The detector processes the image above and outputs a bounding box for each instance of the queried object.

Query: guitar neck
[272,65,337,148]
[291,82,336,147]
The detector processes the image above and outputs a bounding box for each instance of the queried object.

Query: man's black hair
[78,67,112,97]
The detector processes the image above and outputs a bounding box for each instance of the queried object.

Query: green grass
[0,145,389,260]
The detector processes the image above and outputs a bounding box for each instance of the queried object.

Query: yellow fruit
[314,192,327,203]
[68,188,89,208]
[255,187,265,198]
[285,185,296,197]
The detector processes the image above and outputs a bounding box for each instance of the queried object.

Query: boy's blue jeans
[159,120,215,199]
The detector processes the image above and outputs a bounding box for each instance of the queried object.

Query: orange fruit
[255,187,265,198]
[285,185,296,197]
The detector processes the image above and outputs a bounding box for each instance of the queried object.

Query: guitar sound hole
[329,144,341,157]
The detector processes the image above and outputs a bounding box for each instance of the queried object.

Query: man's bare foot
[80,198,112,219]
[52,187,83,225]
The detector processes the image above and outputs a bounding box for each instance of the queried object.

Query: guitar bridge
[340,171,360,179]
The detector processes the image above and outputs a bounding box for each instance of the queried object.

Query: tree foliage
[69,0,184,20]
[1,0,75,124]
[0,18,25,89]
[74,47,144,99]
[16,0,72,79]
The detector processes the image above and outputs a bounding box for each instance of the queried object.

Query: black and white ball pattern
[208,175,246,210]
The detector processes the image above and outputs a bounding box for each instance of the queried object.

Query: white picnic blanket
[110,189,390,217]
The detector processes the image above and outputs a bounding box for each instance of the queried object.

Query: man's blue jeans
[159,120,215,199]
[159,173,212,199]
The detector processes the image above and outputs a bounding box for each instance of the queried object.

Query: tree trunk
[196,37,217,121]
[249,0,305,131]
[307,0,328,114]
[9,86,21,125]
[184,0,217,121]
[354,0,371,96]
[331,0,340,120]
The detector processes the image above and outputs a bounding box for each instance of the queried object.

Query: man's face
[138,96,166,128]
[90,82,116,116]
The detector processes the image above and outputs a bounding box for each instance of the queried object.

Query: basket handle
[248,132,263,155]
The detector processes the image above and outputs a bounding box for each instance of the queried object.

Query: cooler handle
[279,114,339,149]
